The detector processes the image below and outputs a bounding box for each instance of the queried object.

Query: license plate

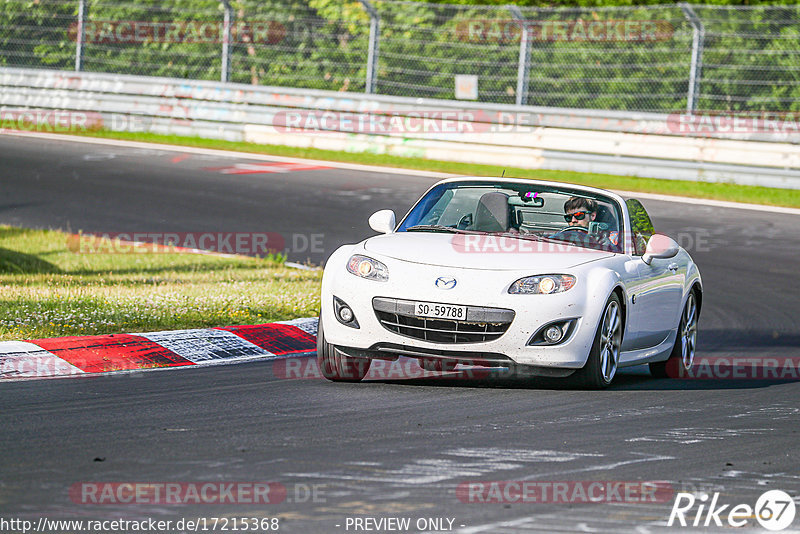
[414,302,468,320]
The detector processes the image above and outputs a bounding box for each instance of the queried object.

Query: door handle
[668,262,679,272]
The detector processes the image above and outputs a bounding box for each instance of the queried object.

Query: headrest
[474,192,509,233]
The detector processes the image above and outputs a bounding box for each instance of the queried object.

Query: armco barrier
[2,68,800,189]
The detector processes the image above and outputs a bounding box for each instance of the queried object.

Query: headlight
[346,255,389,282]
[508,274,576,294]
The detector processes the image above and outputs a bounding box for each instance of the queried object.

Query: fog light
[338,305,354,323]
[544,325,563,344]
[333,296,359,328]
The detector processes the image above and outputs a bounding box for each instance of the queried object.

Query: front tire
[574,293,622,389]
[650,290,699,379]
[317,316,371,382]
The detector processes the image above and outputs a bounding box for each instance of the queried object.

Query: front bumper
[322,264,603,369]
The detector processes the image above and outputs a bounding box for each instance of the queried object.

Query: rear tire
[650,290,699,379]
[574,293,622,389]
[317,316,371,382]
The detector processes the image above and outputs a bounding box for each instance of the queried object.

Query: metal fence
[2,0,799,113]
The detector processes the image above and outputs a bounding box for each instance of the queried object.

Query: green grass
[73,129,800,209]
[0,226,321,341]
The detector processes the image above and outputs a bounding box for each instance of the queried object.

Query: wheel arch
[690,280,703,314]
[583,266,627,339]
[611,284,627,334]
[685,258,703,312]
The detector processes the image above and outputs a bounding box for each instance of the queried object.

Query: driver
[563,196,598,231]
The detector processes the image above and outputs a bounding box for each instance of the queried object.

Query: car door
[626,199,684,348]
[619,254,648,353]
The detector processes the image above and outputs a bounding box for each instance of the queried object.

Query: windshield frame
[395,179,629,254]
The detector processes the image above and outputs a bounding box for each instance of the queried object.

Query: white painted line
[519,452,674,481]
[447,447,603,462]
[4,130,799,215]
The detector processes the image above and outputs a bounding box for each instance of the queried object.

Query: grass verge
[72,129,800,209]
[0,226,321,341]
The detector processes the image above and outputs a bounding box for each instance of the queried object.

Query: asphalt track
[1,134,800,533]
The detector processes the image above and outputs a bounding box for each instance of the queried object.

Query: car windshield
[397,181,624,253]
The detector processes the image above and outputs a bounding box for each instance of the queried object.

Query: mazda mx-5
[317,178,701,388]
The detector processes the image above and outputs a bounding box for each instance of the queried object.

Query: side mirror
[642,234,679,265]
[368,209,396,234]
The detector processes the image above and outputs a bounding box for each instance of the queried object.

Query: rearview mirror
[368,209,396,234]
[642,234,679,265]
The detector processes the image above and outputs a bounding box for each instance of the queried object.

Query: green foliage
[417,0,800,6]
[1,0,799,111]
[0,0,77,69]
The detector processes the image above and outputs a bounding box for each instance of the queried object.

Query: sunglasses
[564,210,592,222]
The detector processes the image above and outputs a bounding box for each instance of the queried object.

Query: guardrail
[2,67,800,189]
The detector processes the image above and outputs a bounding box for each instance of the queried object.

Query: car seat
[473,192,510,233]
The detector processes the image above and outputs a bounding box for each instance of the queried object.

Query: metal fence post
[75,0,87,71]
[358,0,380,94]
[680,3,705,113]
[507,5,531,107]
[221,0,233,83]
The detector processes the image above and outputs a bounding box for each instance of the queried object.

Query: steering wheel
[550,226,601,246]
[456,213,473,230]
[558,225,588,233]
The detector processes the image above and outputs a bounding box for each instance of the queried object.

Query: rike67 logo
[668,490,796,530]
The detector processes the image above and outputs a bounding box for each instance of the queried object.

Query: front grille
[373,297,514,344]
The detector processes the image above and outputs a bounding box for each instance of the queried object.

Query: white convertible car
[318,178,701,388]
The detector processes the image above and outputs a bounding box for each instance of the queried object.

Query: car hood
[363,232,614,271]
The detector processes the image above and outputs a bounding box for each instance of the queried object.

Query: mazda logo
[435,277,457,289]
